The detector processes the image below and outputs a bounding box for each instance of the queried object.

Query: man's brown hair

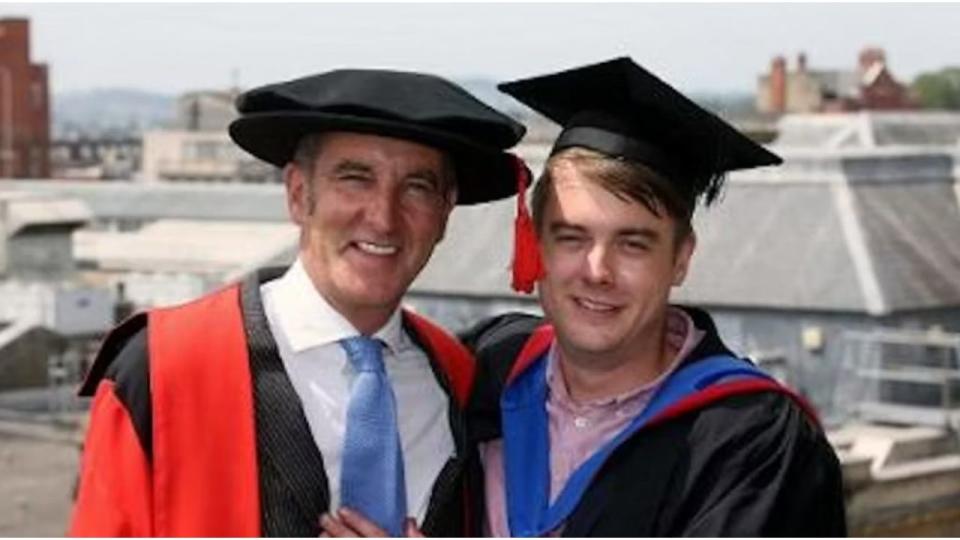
[531,146,694,243]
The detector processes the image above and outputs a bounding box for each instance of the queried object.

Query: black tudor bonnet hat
[229,68,530,205]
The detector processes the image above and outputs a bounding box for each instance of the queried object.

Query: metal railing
[843,327,960,429]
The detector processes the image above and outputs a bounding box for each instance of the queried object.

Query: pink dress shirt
[481,308,705,537]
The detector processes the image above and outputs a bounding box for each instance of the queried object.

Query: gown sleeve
[69,328,154,537]
[459,312,542,443]
[672,392,847,537]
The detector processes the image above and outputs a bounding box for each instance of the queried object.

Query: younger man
[466,57,847,536]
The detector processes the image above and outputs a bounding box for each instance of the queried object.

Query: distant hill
[693,91,757,118]
[460,77,756,122]
[457,78,519,113]
[50,83,757,139]
[51,82,512,139]
[53,88,175,138]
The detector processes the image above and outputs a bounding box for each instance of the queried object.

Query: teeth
[577,298,616,312]
[356,241,398,256]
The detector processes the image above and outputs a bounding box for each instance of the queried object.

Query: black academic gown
[80,268,480,537]
[463,308,847,537]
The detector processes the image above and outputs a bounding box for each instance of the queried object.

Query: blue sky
[6,3,960,94]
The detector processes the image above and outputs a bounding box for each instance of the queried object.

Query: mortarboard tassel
[510,155,545,293]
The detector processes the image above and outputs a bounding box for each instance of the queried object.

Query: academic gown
[462,307,847,537]
[71,268,481,537]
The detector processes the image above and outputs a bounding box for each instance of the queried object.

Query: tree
[912,68,960,110]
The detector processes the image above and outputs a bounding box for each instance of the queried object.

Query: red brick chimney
[0,18,30,66]
[858,47,886,73]
[770,55,787,114]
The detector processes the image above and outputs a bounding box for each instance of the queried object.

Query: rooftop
[74,219,298,274]
[675,158,960,314]
[4,115,959,315]
[0,193,92,236]
[774,111,960,149]
[0,180,288,224]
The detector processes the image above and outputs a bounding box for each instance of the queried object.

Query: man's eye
[406,178,438,193]
[555,234,584,245]
[621,239,650,252]
[341,174,372,182]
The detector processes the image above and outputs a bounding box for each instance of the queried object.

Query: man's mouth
[354,240,399,256]
[573,296,618,313]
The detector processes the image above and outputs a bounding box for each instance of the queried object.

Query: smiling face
[284,132,455,334]
[536,156,695,369]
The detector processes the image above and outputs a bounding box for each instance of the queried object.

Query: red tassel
[510,155,545,293]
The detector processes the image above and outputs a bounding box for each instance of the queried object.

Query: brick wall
[0,18,50,178]
[862,67,914,110]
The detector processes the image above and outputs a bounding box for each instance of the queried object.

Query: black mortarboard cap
[498,57,782,206]
[230,68,528,205]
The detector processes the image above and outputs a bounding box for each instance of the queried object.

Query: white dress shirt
[260,258,455,521]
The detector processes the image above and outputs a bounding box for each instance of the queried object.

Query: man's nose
[365,186,399,232]
[583,243,614,285]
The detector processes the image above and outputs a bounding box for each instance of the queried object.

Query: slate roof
[675,150,960,315]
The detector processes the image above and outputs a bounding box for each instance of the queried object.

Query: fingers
[337,507,390,537]
[319,512,357,537]
[404,518,425,537]
[319,509,420,537]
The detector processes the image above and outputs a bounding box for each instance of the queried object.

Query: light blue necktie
[339,336,407,537]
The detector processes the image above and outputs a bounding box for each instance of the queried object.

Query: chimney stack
[859,47,886,72]
[770,55,787,114]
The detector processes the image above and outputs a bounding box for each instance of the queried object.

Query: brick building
[757,47,914,115]
[0,18,50,178]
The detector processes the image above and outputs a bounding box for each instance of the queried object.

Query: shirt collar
[268,257,406,354]
[546,306,704,408]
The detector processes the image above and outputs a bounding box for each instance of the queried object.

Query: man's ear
[672,230,697,286]
[434,185,458,244]
[283,163,308,225]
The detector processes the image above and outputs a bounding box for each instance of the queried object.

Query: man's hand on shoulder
[457,312,542,356]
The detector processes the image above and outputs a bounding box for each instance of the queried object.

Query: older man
[69,69,527,537]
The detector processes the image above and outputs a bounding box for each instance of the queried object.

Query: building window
[30,146,43,177]
[32,82,43,109]
[197,141,220,160]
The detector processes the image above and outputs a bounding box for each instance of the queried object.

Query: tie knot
[340,336,385,373]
